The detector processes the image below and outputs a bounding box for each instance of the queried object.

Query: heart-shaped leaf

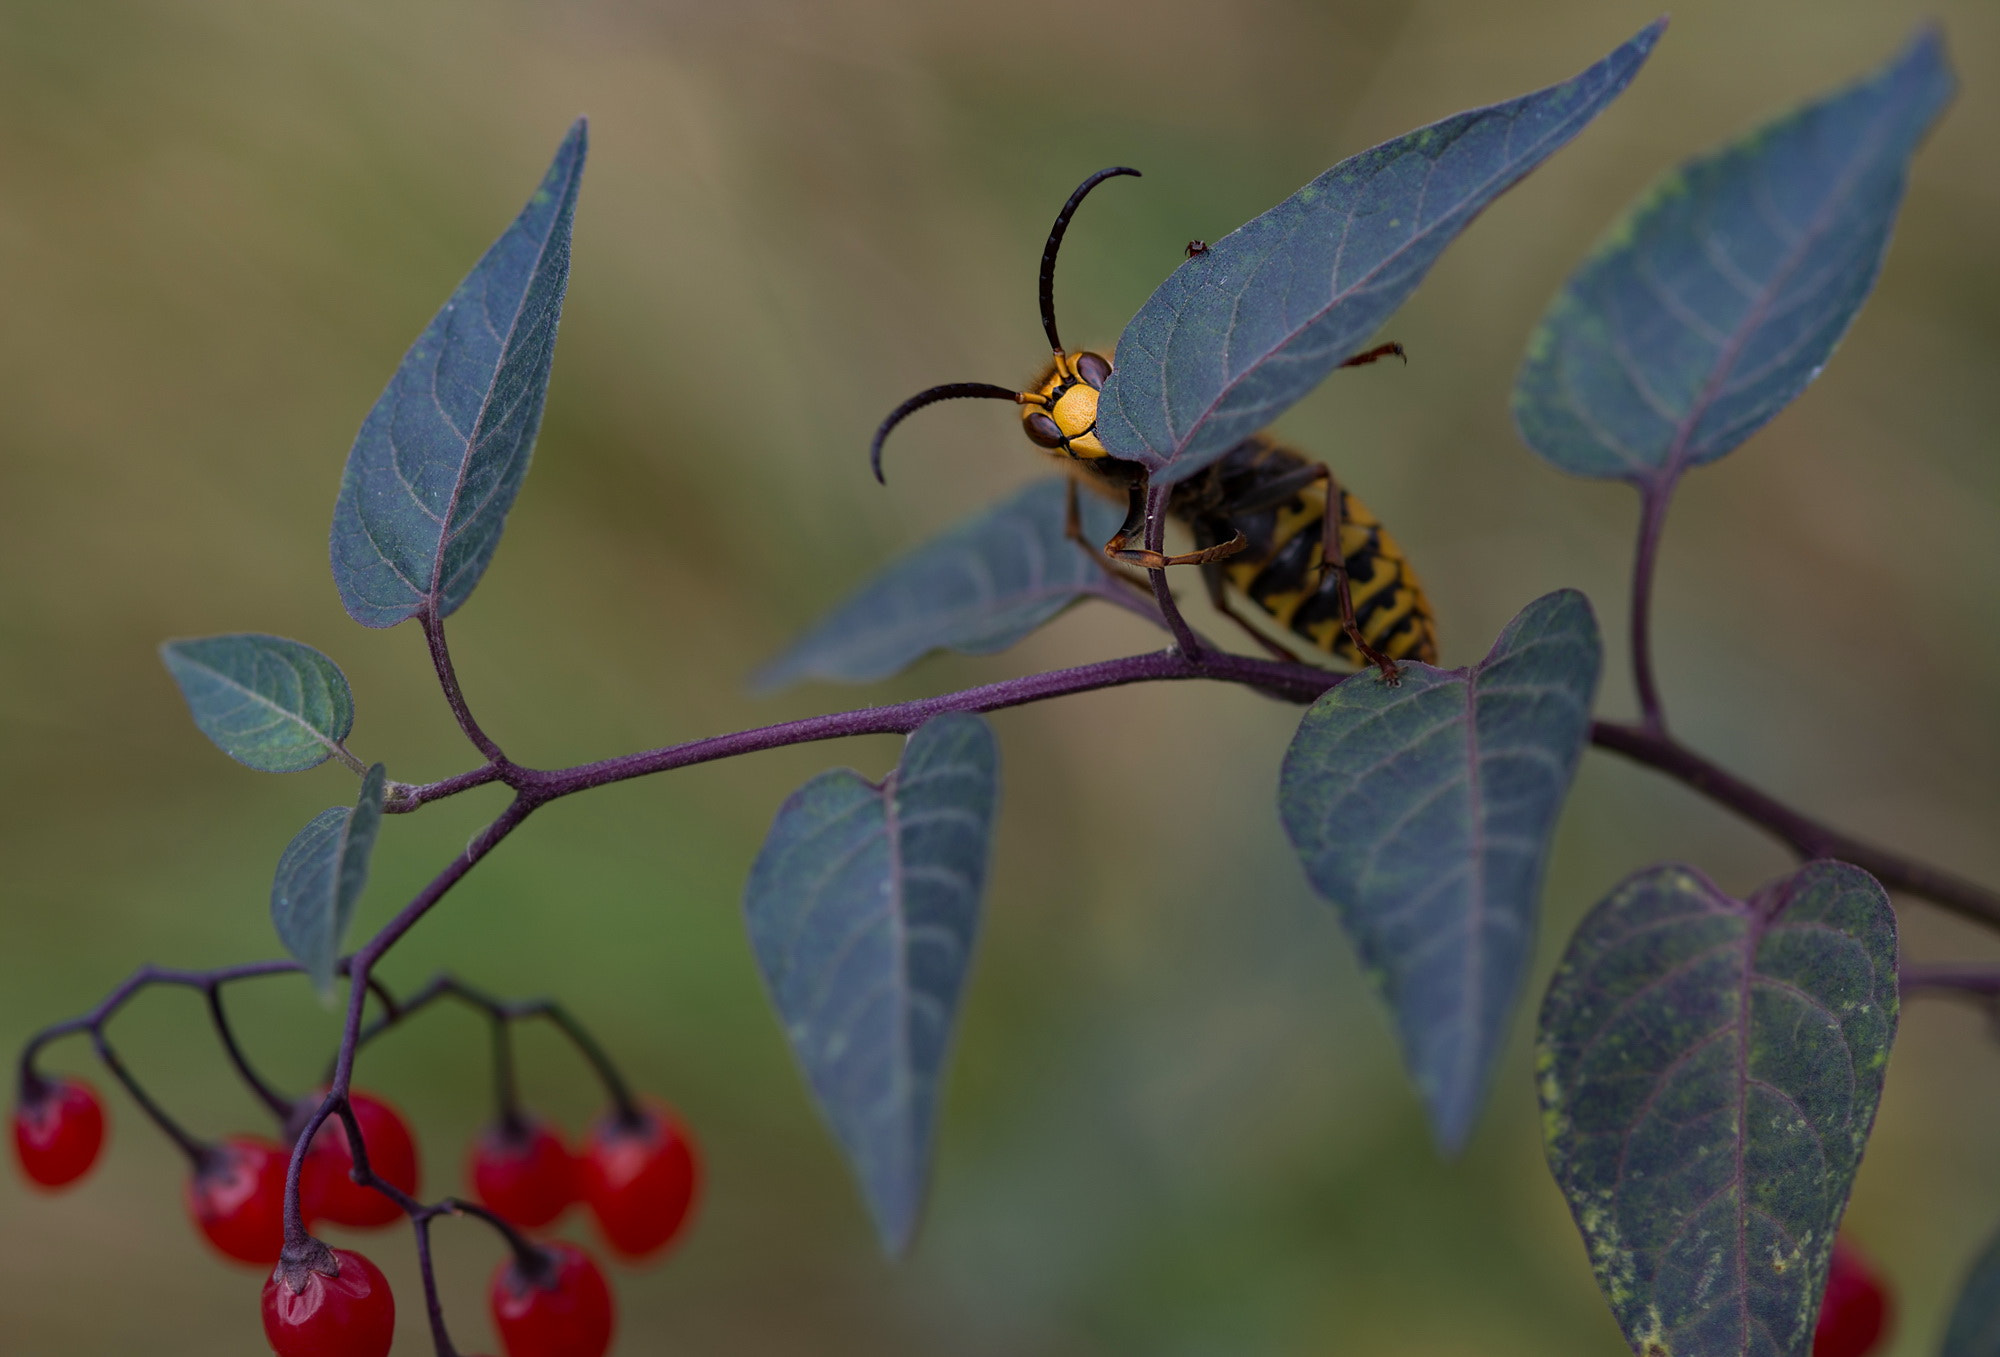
[1944,1223,2000,1357]
[1279,589,1600,1152]
[1513,29,1952,487]
[743,713,999,1256]
[160,634,356,773]
[1095,21,1662,485]
[1538,861,1897,1357]
[754,478,1132,692]
[271,764,387,997]
[331,119,587,628]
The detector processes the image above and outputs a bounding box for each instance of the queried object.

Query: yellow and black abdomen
[1173,436,1439,667]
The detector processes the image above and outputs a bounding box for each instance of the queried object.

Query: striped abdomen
[1174,437,1438,667]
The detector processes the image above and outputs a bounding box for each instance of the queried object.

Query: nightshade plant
[12,20,1994,1357]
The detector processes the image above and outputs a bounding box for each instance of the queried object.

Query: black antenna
[869,382,1021,484]
[1039,167,1140,354]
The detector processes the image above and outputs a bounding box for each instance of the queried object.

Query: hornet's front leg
[1101,480,1244,569]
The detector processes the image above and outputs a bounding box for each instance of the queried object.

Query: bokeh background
[2,0,1996,1352]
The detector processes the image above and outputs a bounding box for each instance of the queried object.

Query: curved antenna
[870,382,1021,483]
[1039,166,1141,354]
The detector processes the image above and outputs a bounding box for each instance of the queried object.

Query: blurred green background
[2,0,1996,1352]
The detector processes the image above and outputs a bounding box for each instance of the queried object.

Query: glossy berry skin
[579,1099,699,1259]
[470,1116,577,1229]
[301,1091,419,1228]
[1815,1240,1893,1357]
[261,1246,396,1357]
[13,1077,106,1190]
[186,1135,288,1265]
[489,1242,615,1357]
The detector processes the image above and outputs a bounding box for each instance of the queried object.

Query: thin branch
[1901,963,2000,998]
[91,1029,209,1167]
[1143,483,1205,658]
[386,762,507,814]
[522,648,1337,799]
[1591,719,2000,930]
[423,612,508,766]
[1630,480,1673,733]
[207,986,294,1122]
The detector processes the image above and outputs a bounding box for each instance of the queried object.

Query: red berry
[186,1135,288,1265]
[261,1246,396,1357]
[13,1077,106,1190]
[470,1116,577,1228]
[578,1098,699,1260]
[1815,1239,1894,1357]
[489,1241,615,1357]
[301,1090,419,1228]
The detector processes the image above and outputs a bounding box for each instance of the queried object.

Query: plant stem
[207,986,295,1121]
[423,612,509,767]
[1591,719,2000,930]
[90,1029,209,1167]
[410,1216,463,1357]
[1630,480,1673,733]
[1143,483,1205,658]
[351,974,640,1124]
[1900,963,2000,997]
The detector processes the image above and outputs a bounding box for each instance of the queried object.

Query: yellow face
[1019,350,1112,461]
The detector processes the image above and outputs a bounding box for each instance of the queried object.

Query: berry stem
[410,1215,466,1357]
[206,985,295,1122]
[351,974,641,1126]
[89,1028,210,1167]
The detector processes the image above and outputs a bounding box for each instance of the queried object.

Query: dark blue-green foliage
[743,715,998,1256]
[1279,590,1599,1153]
[270,764,387,997]
[331,120,587,628]
[1513,30,1952,488]
[1944,1223,2000,1357]
[1538,862,1897,1357]
[754,479,1128,692]
[1094,21,1662,485]
[160,633,355,773]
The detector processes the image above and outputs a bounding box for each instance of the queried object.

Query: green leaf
[331,120,587,628]
[1279,589,1599,1152]
[743,714,999,1256]
[1943,1222,2000,1357]
[1538,861,1897,1357]
[271,764,387,998]
[1094,21,1661,485]
[160,634,356,773]
[754,478,1131,692]
[1513,29,1953,486]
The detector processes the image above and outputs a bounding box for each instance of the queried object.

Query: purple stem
[423,611,509,767]
[1901,963,2000,998]
[1143,483,1205,658]
[1591,719,2000,930]
[207,986,294,1122]
[1630,478,1672,733]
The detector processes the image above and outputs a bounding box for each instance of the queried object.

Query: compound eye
[1023,411,1066,449]
[1075,352,1112,390]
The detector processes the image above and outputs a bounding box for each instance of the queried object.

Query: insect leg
[1310,464,1401,684]
[1065,477,1153,595]
[1338,341,1406,369]
[1200,560,1304,663]
[1103,482,1245,568]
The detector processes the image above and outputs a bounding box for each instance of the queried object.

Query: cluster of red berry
[16,1074,699,1357]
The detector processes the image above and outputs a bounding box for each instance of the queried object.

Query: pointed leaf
[331,120,588,627]
[1944,1222,2000,1357]
[1514,29,1953,486]
[1095,21,1662,485]
[1538,861,1897,1357]
[743,714,998,1256]
[754,478,1131,692]
[271,764,387,997]
[160,634,355,773]
[1279,589,1600,1151]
